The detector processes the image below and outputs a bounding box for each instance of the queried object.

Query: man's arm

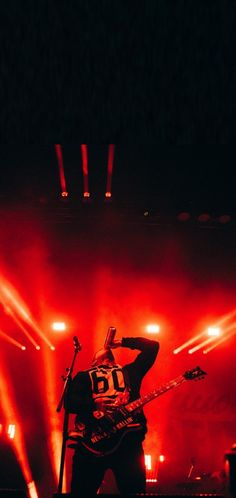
[111,336,159,377]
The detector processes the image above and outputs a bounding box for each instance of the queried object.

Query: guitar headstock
[184,366,207,381]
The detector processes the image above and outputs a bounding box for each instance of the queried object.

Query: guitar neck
[126,375,186,413]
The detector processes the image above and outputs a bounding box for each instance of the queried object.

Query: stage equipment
[56,335,82,494]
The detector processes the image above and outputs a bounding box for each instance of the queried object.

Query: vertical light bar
[105,144,115,198]
[54,144,68,197]
[81,144,90,197]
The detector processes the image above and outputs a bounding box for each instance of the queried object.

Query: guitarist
[65,335,159,496]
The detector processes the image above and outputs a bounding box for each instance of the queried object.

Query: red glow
[159,454,165,462]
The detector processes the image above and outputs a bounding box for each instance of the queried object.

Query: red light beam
[105,144,115,197]
[188,335,217,354]
[173,331,206,354]
[5,308,40,349]
[0,360,39,497]
[54,144,68,197]
[81,144,90,197]
[203,325,236,354]
[0,329,26,350]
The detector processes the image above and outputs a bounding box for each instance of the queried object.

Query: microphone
[73,336,82,351]
[104,327,116,349]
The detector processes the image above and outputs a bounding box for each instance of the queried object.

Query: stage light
[207,327,220,336]
[159,454,165,462]
[145,454,152,470]
[173,331,205,354]
[52,322,66,332]
[105,191,112,198]
[146,324,160,334]
[50,346,56,351]
[177,212,191,221]
[218,215,231,224]
[27,480,39,498]
[197,213,211,222]
[83,191,90,198]
[21,346,26,351]
[61,191,68,197]
[36,345,41,350]
[203,326,236,354]
[8,424,16,439]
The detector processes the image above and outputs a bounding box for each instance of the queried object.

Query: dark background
[1,1,235,141]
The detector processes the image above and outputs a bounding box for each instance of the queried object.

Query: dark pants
[71,434,146,496]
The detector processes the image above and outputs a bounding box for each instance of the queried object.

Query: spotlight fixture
[177,212,191,222]
[197,213,211,222]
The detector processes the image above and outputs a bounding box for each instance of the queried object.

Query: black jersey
[65,337,159,435]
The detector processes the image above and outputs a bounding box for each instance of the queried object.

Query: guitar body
[67,366,206,457]
[68,407,144,456]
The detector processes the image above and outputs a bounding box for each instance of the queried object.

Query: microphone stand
[56,338,81,494]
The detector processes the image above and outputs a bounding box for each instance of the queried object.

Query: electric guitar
[68,366,206,457]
